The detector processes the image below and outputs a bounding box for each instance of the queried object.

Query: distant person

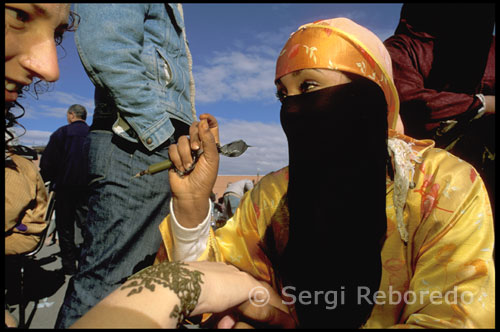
[223,179,254,218]
[55,4,197,328]
[40,104,90,275]
[5,3,76,327]
[384,3,495,214]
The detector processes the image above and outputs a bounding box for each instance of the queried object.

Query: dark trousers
[54,187,88,272]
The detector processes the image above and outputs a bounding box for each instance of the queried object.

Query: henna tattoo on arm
[121,261,204,326]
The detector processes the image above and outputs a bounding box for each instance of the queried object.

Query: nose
[19,37,60,82]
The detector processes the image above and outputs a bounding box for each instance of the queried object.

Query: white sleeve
[169,199,212,261]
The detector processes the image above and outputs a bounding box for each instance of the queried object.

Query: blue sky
[16,3,404,175]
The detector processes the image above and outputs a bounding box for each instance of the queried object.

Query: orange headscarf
[275,18,400,130]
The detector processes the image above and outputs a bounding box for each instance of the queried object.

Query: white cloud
[194,50,277,104]
[217,119,288,175]
[20,90,94,120]
[15,129,52,147]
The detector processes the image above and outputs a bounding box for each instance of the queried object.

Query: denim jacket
[74,4,196,151]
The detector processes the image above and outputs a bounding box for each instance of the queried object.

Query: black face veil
[278,78,389,328]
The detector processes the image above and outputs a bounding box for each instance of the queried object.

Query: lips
[5,80,23,102]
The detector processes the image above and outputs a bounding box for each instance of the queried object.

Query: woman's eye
[300,81,319,93]
[5,7,30,28]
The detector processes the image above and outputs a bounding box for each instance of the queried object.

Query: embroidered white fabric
[170,199,211,261]
[387,138,422,243]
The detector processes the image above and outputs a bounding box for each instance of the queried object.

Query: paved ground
[5,211,85,330]
[6,235,71,328]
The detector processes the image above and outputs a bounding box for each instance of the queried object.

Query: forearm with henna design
[121,261,204,326]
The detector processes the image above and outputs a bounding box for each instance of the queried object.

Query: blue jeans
[55,130,173,328]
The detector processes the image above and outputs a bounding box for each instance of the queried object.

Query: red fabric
[385,35,494,137]
[384,4,495,139]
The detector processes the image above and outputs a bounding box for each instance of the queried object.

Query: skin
[168,113,220,228]
[275,68,352,100]
[70,261,273,328]
[214,281,296,329]
[5,3,70,103]
[484,95,495,115]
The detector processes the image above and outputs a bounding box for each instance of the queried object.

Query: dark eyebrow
[31,4,49,17]
[32,4,70,32]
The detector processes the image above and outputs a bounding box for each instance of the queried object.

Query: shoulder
[6,154,43,187]
[418,148,480,188]
[8,154,39,174]
[407,147,489,232]
[71,121,90,131]
[411,146,483,208]
[251,167,289,199]
[50,125,69,138]
[389,132,490,241]
[245,167,289,219]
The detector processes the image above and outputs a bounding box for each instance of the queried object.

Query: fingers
[189,113,219,149]
[169,114,219,174]
[199,113,220,145]
[216,315,237,329]
[188,120,201,151]
[234,301,296,329]
[168,136,193,173]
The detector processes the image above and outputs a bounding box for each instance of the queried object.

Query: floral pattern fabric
[157,132,495,328]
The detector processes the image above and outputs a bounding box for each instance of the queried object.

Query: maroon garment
[384,3,495,138]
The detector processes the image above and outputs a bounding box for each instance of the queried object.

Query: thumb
[217,315,237,329]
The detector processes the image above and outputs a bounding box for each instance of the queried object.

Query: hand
[188,261,271,317]
[484,95,495,115]
[168,113,220,227]
[71,261,270,329]
[209,282,297,329]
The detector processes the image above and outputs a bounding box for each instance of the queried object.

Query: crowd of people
[5,3,495,329]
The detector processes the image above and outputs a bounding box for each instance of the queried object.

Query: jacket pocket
[155,48,173,88]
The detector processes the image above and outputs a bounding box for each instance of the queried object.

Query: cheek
[4,30,20,61]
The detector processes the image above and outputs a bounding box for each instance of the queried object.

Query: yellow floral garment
[156,132,495,328]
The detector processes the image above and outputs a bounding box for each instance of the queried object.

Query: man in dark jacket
[384,3,495,215]
[40,104,90,275]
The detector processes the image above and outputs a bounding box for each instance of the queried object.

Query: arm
[167,113,220,228]
[70,261,268,328]
[384,37,485,124]
[169,198,211,261]
[5,157,48,255]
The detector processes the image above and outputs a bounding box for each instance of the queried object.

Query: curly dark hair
[5,9,80,155]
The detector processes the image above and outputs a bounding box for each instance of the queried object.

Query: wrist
[172,196,210,228]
